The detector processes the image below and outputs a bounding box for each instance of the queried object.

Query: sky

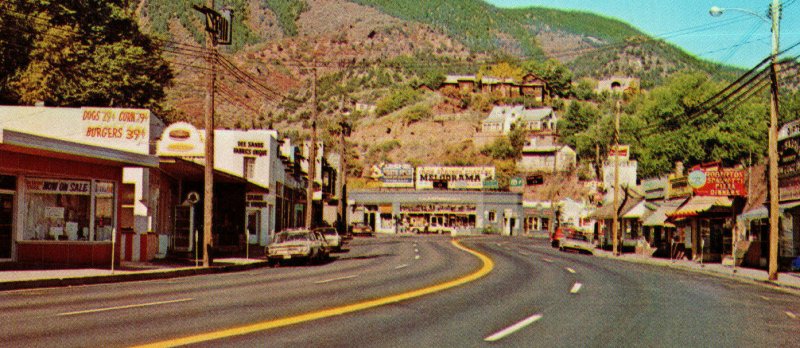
[483,0,800,69]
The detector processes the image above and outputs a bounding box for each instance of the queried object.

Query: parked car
[351,223,374,237]
[313,227,345,252]
[267,229,329,265]
[559,231,595,255]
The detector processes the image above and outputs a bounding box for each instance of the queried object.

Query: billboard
[416,166,495,190]
[688,166,746,197]
[375,163,414,188]
[0,106,151,154]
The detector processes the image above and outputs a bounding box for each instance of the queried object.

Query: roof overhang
[158,157,268,193]
[0,129,158,167]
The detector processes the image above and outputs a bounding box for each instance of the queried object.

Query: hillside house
[441,73,546,101]
[481,105,557,134]
[516,135,576,173]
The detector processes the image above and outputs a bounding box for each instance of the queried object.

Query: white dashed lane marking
[570,282,583,294]
[484,313,543,342]
[314,275,358,284]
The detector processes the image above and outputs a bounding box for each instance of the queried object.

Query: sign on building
[376,163,414,188]
[779,119,800,201]
[0,106,151,154]
[688,166,746,197]
[156,122,205,157]
[416,166,496,190]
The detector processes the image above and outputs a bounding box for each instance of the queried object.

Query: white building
[517,135,576,173]
[481,105,557,134]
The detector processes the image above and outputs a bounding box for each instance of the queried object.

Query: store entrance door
[0,193,13,259]
[246,209,260,246]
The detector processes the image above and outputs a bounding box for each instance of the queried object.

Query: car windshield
[274,232,310,243]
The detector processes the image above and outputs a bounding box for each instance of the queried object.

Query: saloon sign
[688,166,746,197]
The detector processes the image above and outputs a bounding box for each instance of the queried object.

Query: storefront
[0,130,157,266]
[0,106,157,266]
[348,190,523,235]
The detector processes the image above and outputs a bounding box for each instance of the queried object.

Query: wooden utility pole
[305,64,318,229]
[202,0,216,267]
[612,100,621,256]
[767,0,781,281]
[339,120,350,236]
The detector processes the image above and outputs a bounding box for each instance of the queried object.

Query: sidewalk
[0,257,270,291]
[594,249,800,292]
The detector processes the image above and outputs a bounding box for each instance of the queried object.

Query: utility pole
[202,0,216,267]
[305,63,318,229]
[767,0,781,281]
[193,2,232,267]
[612,100,621,256]
[339,120,350,236]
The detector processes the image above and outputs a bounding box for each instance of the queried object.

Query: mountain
[134,0,744,176]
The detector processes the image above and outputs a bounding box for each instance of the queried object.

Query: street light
[710,1,781,281]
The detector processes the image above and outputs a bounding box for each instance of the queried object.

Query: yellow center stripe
[133,239,494,348]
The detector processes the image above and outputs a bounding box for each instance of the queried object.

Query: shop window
[22,178,114,241]
[243,157,256,180]
[94,181,115,241]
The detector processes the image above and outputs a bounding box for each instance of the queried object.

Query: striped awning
[668,196,733,218]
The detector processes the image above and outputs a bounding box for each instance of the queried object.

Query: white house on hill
[481,105,557,134]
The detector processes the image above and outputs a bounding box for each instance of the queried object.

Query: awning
[643,198,687,227]
[668,196,732,218]
[622,200,651,219]
[737,201,800,222]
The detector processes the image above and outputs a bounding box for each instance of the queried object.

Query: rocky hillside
[134,0,744,178]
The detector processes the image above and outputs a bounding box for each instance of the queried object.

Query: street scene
[1,0,800,347]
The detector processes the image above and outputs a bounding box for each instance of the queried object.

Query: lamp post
[710,1,781,281]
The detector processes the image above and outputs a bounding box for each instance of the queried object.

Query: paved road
[1,236,798,347]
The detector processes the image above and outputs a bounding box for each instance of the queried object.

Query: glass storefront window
[94,181,115,241]
[23,178,115,241]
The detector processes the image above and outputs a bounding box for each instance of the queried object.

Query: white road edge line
[394,264,409,270]
[484,313,543,342]
[57,298,193,316]
[566,267,576,274]
[786,311,797,319]
[570,282,583,294]
[314,275,358,284]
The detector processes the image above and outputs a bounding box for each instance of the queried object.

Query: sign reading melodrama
[416,166,496,190]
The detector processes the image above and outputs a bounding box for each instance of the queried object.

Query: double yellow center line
[133,239,494,347]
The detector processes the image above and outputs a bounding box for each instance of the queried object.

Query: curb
[594,252,800,293]
[0,260,271,292]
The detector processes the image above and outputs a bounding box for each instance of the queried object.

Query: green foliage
[1,0,172,110]
[375,87,421,116]
[523,59,574,98]
[481,136,517,160]
[560,101,602,150]
[402,104,432,125]
[264,0,308,36]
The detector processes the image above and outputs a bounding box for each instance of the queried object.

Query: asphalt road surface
[1,235,798,347]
